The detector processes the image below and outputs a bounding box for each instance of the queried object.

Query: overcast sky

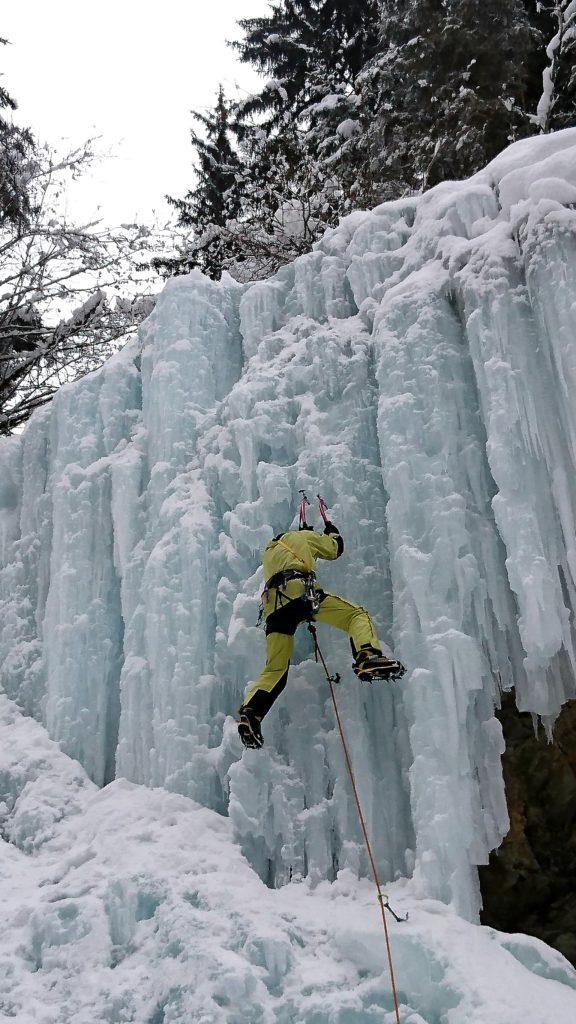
[2,1,270,225]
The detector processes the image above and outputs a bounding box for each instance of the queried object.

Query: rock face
[480,695,576,965]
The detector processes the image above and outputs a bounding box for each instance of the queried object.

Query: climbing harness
[255,490,341,627]
[257,569,321,625]
[308,621,406,1024]
[256,528,321,626]
[303,574,321,614]
[267,568,314,592]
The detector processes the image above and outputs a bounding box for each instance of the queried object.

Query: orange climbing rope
[308,622,403,1024]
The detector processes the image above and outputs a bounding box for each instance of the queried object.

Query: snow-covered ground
[1,130,576,1019]
[2,693,576,1024]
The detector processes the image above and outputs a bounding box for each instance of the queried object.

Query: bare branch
[1,135,161,434]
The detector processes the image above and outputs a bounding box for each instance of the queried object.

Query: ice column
[115,273,244,808]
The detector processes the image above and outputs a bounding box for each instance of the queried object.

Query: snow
[535,2,576,130]
[1,128,576,1017]
[1,693,576,1024]
[265,78,289,103]
[336,118,360,139]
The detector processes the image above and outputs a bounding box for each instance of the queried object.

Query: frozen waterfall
[1,128,576,927]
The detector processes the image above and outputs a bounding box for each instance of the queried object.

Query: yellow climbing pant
[243,592,381,714]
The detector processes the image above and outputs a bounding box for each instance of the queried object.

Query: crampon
[353,651,405,683]
[237,708,264,749]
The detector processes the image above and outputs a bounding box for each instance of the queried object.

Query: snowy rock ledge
[1,129,576,942]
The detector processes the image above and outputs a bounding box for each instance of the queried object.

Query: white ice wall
[1,130,576,920]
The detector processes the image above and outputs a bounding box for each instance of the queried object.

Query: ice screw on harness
[308,621,407,1024]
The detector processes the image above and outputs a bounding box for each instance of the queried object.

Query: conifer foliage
[0,38,34,229]
[369,0,538,190]
[160,0,576,283]
[161,2,383,281]
[233,1,380,168]
[155,86,242,280]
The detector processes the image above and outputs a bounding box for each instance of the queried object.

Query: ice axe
[298,490,311,528]
[317,494,330,526]
[298,491,331,528]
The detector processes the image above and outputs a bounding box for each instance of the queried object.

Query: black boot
[353,647,405,682]
[238,706,264,749]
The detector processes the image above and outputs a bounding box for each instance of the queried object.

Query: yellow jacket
[261,528,343,619]
[262,529,341,580]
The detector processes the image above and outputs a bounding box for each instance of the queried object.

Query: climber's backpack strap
[272,537,313,572]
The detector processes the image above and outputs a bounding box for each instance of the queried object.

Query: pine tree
[368,0,540,191]
[232,1,382,209]
[0,36,15,112]
[155,86,243,280]
[223,125,342,280]
[0,37,35,228]
[233,1,379,127]
[160,0,574,284]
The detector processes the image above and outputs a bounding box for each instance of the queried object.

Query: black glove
[323,520,339,535]
[323,520,344,556]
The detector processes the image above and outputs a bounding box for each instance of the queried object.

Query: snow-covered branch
[534,1,576,131]
[0,137,160,434]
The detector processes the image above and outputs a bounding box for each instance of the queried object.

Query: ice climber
[238,497,404,749]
